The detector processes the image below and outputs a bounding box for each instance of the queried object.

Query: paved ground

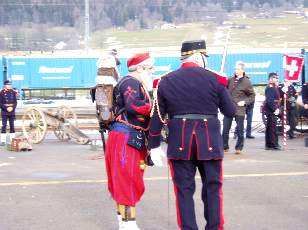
[0,132,308,230]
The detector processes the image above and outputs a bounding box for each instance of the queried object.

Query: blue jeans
[234,108,253,137]
[222,115,245,150]
[246,109,253,136]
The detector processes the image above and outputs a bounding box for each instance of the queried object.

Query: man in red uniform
[105,52,154,230]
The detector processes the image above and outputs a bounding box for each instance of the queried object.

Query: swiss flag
[283,54,304,81]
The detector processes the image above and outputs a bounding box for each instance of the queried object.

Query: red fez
[127,52,150,70]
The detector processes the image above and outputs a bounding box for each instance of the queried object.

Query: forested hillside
[0,0,305,29]
[0,0,307,51]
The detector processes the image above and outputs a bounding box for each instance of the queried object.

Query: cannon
[21,105,90,144]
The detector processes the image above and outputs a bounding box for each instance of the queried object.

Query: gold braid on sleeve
[150,78,167,124]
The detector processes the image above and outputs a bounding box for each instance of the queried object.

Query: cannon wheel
[53,105,78,141]
[22,107,48,144]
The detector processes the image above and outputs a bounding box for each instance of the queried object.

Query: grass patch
[90,14,308,49]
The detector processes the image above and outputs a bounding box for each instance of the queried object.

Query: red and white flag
[283,54,304,81]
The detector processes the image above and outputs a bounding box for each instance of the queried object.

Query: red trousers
[105,130,146,206]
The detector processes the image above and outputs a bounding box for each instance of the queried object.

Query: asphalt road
[0,133,308,230]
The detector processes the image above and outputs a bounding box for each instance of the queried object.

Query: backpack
[90,73,132,130]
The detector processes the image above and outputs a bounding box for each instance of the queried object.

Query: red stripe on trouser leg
[218,160,224,230]
[168,160,182,229]
[105,130,146,206]
[180,119,186,151]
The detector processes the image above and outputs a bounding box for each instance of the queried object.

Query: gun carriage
[21,105,90,144]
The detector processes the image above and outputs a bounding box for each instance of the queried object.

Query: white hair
[235,61,245,70]
[182,53,207,68]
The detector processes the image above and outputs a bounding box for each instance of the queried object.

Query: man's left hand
[7,107,13,112]
[150,146,166,167]
[237,101,245,107]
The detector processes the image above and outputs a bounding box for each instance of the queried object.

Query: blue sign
[5,57,97,89]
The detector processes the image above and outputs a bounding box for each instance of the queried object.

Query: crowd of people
[1,44,308,230]
[91,43,308,230]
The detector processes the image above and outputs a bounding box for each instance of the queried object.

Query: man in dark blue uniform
[264,73,281,150]
[301,82,308,111]
[0,80,18,145]
[148,40,236,230]
[278,80,298,139]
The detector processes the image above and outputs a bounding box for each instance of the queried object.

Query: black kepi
[181,40,208,59]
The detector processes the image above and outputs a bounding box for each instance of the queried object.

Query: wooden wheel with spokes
[22,107,47,144]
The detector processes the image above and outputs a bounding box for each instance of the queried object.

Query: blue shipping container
[0,55,4,86]
[4,50,306,91]
[5,57,97,90]
[305,52,308,83]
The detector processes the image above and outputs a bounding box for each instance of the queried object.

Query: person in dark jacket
[148,40,236,230]
[245,101,255,138]
[222,62,255,154]
[0,80,18,145]
[264,72,281,150]
[278,80,298,139]
[302,82,308,110]
[105,53,154,230]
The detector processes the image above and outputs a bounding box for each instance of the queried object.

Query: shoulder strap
[116,76,134,90]
[113,76,135,117]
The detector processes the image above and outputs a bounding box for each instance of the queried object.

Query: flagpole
[283,92,287,149]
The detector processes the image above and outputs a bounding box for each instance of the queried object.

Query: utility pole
[85,0,90,52]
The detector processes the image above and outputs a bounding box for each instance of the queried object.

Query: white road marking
[1,171,308,187]
[0,163,12,167]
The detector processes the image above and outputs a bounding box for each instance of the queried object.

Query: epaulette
[204,67,228,87]
[152,71,171,90]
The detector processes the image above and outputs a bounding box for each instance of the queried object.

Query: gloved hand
[281,86,288,93]
[237,101,245,107]
[150,146,166,167]
[274,109,280,116]
[304,104,308,110]
[7,107,13,112]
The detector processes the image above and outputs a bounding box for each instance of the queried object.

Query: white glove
[304,104,308,110]
[281,86,288,93]
[237,101,245,107]
[150,146,165,167]
[274,109,280,115]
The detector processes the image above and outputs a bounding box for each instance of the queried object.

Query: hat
[127,52,152,71]
[181,40,208,59]
[4,80,12,85]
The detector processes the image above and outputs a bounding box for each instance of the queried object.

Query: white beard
[140,72,153,92]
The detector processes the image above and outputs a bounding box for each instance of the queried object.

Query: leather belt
[171,114,217,120]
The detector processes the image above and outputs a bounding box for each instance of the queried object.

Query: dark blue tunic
[148,63,236,160]
[0,89,17,117]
